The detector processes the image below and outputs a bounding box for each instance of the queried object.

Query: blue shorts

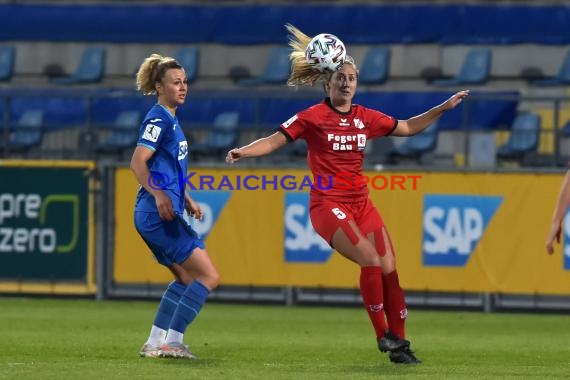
[134,211,205,266]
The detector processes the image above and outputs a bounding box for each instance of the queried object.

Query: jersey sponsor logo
[562,208,570,270]
[142,124,161,142]
[327,133,359,151]
[353,118,365,129]
[150,118,162,123]
[282,114,298,128]
[178,141,188,160]
[284,192,333,263]
[183,191,231,240]
[422,195,502,267]
[339,118,350,127]
[357,134,366,151]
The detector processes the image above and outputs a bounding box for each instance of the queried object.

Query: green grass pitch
[1,297,569,379]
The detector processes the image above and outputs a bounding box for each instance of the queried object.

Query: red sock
[359,266,388,339]
[382,270,407,338]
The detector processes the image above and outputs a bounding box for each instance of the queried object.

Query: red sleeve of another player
[366,108,398,139]
[278,111,309,141]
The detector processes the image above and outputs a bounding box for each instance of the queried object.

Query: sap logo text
[284,193,333,263]
[422,195,502,267]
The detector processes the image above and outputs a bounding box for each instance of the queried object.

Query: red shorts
[309,197,385,246]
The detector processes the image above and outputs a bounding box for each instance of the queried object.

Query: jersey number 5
[332,208,346,220]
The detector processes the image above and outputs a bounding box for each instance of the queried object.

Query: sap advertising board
[184,190,506,268]
[422,195,503,267]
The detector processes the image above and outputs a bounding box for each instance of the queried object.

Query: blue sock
[168,280,210,334]
[153,281,186,330]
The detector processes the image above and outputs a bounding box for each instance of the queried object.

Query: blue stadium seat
[359,47,390,85]
[175,47,199,84]
[531,49,570,86]
[432,48,492,86]
[276,139,308,160]
[238,47,290,86]
[0,110,44,153]
[496,113,540,161]
[93,111,141,154]
[51,47,106,84]
[0,46,15,82]
[387,121,439,163]
[192,112,240,157]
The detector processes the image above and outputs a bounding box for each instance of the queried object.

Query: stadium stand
[238,47,290,86]
[358,47,391,85]
[93,110,142,156]
[530,49,570,87]
[0,46,15,82]
[0,109,43,155]
[0,3,568,166]
[51,47,106,85]
[191,111,240,159]
[387,121,439,164]
[432,48,492,87]
[496,112,541,164]
[175,47,199,84]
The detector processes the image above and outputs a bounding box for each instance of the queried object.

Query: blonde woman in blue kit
[130,53,220,359]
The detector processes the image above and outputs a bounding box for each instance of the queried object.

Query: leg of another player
[331,221,408,352]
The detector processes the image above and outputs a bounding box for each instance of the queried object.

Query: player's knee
[201,269,220,290]
[357,247,382,267]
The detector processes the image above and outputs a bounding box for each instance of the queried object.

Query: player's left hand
[442,90,470,110]
[185,197,203,221]
[545,222,562,255]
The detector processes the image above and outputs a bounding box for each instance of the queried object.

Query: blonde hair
[285,23,357,87]
[136,54,183,95]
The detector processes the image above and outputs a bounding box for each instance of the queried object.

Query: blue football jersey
[135,104,188,214]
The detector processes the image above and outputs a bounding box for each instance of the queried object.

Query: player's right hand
[155,191,175,221]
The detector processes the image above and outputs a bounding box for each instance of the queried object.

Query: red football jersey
[279,98,397,202]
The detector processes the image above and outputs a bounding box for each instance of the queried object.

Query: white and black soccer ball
[305,33,346,72]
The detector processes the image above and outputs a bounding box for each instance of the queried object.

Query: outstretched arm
[392,90,470,137]
[546,170,570,255]
[226,131,288,164]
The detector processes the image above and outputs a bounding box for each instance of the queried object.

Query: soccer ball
[305,33,346,72]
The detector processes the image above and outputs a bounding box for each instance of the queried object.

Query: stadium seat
[432,48,492,86]
[191,112,240,158]
[51,47,106,84]
[496,113,540,162]
[0,110,44,154]
[387,121,439,164]
[238,47,290,86]
[175,47,199,84]
[275,139,308,160]
[0,46,15,82]
[93,111,141,154]
[531,49,570,86]
[359,47,390,85]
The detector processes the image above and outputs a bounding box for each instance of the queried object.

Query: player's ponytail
[286,24,324,86]
[136,54,182,95]
[286,24,358,87]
